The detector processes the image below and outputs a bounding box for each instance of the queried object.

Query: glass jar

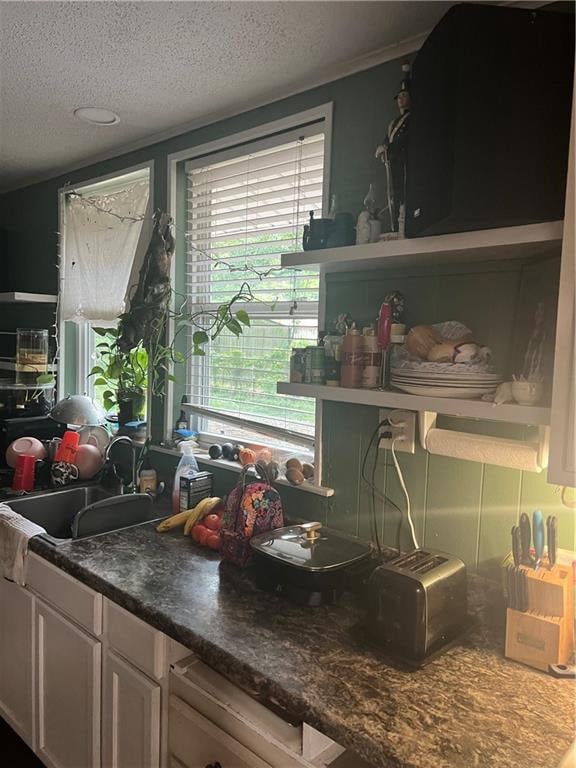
[16,328,49,385]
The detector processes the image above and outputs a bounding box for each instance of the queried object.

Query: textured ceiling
[0,1,454,192]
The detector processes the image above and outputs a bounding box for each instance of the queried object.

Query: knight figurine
[375,61,411,233]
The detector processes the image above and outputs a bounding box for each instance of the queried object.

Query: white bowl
[511,381,543,406]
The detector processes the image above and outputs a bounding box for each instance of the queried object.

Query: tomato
[206,533,221,551]
[192,524,208,545]
[203,513,222,531]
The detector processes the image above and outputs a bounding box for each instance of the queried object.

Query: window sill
[151,446,334,498]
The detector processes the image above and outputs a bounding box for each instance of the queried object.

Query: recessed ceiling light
[74,107,120,126]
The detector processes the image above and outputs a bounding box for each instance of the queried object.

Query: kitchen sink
[6,485,160,545]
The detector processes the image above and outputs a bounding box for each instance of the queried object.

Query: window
[59,167,151,411]
[184,123,326,449]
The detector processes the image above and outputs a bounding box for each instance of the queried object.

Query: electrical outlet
[378,409,416,453]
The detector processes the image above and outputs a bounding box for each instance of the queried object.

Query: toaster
[362,548,468,664]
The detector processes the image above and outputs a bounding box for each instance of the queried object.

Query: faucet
[105,436,137,494]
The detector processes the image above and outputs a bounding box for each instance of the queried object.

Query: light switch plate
[378,408,416,453]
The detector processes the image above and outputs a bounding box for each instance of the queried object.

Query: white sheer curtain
[61,179,150,323]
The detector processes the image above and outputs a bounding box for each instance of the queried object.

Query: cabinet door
[549,98,576,486]
[0,577,35,748]
[103,649,161,768]
[35,599,101,768]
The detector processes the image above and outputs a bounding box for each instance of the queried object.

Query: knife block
[505,563,574,672]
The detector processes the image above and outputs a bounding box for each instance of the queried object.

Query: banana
[183,496,222,535]
[156,508,195,532]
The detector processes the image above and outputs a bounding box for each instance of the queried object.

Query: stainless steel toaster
[362,548,468,664]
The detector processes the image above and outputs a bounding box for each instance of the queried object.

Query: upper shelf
[281,221,564,273]
[277,382,550,426]
[0,292,57,303]
[0,361,58,373]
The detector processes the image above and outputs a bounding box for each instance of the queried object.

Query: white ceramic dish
[391,368,501,381]
[391,383,498,398]
[77,425,110,456]
[391,377,501,388]
[511,381,543,405]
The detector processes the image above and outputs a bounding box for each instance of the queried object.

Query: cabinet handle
[205,763,222,768]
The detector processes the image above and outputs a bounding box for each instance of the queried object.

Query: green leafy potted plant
[89,327,148,425]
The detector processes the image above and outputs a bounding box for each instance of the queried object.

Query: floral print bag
[220,465,284,567]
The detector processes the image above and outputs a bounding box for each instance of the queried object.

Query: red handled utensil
[378,303,391,389]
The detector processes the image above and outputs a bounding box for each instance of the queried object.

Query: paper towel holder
[418,411,550,472]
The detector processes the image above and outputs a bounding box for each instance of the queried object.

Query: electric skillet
[250,521,375,606]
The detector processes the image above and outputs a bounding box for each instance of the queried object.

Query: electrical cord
[360,418,387,555]
[390,436,419,550]
[360,418,404,556]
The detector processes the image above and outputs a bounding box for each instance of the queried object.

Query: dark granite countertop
[29,524,574,768]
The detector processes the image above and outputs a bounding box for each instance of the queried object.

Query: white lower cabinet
[0,577,35,748]
[103,648,161,768]
[35,598,101,768]
[0,564,354,768]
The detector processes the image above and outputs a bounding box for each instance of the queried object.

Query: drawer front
[171,670,309,768]
[27,553,102,636]
[172,656,302,754]
[105,598,167,680]
[169,694,271,768]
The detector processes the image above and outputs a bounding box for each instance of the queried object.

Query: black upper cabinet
[405,4,575,237]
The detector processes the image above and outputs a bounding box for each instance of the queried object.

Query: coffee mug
[50,460,79,487]
[303,212,333,251]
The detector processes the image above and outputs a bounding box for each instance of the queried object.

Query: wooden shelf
[151,446,334,497]
[0,292,57,303]
[281,221,563,273]
[277,382,550,426]
[0,361,57,373]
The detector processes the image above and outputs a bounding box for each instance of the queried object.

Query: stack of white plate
[390,367,503,399]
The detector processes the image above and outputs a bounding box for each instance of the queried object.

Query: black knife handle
[520,568,529,612]
[547,515,557,566]
[506,565,516,609]
[519,513,532,564]
[511,525,522,567]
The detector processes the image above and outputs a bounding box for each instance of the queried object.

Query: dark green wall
[1,52,573,578]
[0,55,404,437]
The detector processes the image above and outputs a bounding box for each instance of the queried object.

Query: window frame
[57,160,154,414]
[166,105,332,483]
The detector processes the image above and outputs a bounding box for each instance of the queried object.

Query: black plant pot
[117,393,145,426]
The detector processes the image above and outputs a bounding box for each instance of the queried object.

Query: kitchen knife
[547,515,557,567]
[511,525,522,567]
[533,509,545,567]
[520,568,529,612]
[519,513,532,565]
[506,564,516,609]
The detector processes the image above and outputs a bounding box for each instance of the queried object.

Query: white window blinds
[185,125,325,440]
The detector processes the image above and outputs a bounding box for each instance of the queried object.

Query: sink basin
[6,485,159,545]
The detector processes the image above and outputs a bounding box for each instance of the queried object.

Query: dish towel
[0,503,46,586]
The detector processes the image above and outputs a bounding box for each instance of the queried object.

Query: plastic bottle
[172,444,199,514]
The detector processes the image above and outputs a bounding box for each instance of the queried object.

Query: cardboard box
[179,472,214,512]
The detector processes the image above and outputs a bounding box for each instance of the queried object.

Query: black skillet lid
[250,522,372,572]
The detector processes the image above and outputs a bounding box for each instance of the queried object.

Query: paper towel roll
[424,428,544,472]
